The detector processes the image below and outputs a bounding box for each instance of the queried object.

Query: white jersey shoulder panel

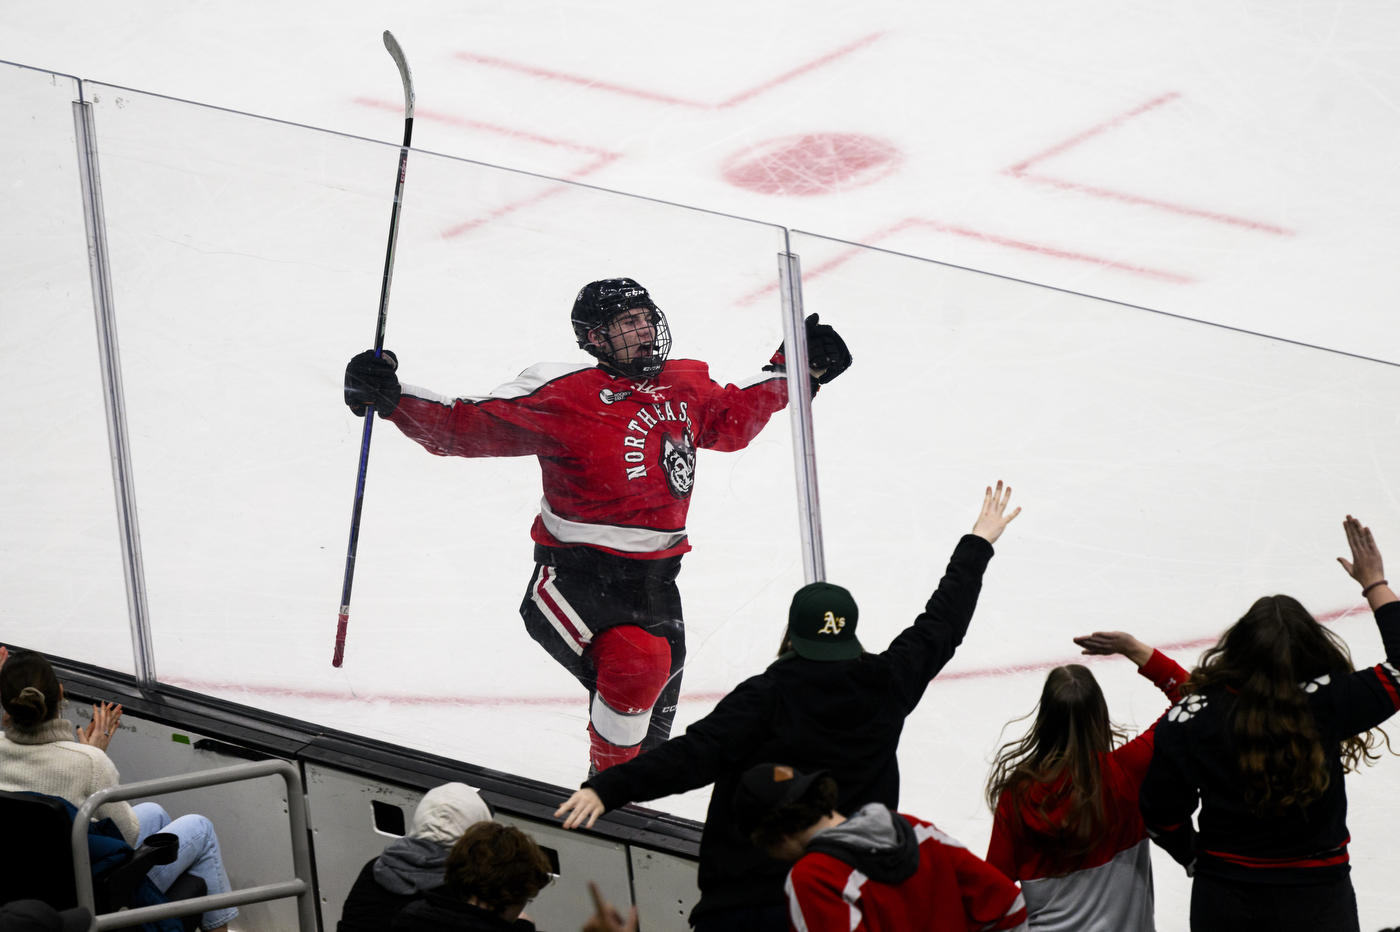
[490,362,593,400]
[399,362,592,407]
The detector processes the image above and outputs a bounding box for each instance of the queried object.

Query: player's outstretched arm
[556,787,606,830]
[1074,631,1153,667]
[969,481,1020,544]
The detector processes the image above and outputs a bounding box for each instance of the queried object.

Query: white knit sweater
[0,718,140,845]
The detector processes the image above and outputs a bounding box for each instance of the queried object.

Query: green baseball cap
[787,582,862,661]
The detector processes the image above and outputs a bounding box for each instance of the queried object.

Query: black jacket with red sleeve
[1140,600,1400,884]
[385,360,788,559]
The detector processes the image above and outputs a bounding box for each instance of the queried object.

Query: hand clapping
[76,701,123,752]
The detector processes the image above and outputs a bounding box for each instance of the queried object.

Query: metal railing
[71,760,317,932]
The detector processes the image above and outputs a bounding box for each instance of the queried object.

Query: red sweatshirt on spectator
[785,804,1026,932]
[985,650,1187,932]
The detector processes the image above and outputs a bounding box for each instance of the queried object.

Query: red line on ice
[453,33,883,110]
[353,98,622,239]
[1005,92,1293,237]
[737,215,1192,305]
[355,98,620,157]
[1016,175,1294,236]
[1006,92,1182,175]
[161,605,1369,710]
[937,604,1366,682]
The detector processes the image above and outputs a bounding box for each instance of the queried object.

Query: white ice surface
[5,4,1400,928]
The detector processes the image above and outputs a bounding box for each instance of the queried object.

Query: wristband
[1361,580,1389,597]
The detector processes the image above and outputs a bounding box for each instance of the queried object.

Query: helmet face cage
[591,306,671,378]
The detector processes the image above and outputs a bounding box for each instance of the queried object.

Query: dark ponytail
[0,651,62,729]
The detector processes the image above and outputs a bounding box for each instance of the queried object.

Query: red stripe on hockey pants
[586,625,672,771]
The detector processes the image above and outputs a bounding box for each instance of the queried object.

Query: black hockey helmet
[571,278,671,378]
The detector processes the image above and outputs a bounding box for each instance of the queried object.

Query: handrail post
[71,760,316,932]
[778,247,825,584]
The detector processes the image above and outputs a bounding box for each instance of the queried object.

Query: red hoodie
[985,651,1186,931]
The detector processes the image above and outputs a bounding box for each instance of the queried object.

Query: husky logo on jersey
[818,612,846,635]
[659,431,696,499]
[599,388,632,405]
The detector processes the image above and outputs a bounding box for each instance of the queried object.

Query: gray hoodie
[374,836,449,895]
[373,783,493,895]
[803,802,920,885]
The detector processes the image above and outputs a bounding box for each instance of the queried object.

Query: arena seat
[0,790,207,931]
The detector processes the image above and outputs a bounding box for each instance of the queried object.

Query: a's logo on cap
[773,766,794,782]
[817,611,846,636]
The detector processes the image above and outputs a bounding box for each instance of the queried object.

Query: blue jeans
[133,802,238,930]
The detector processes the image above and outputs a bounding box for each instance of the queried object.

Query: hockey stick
[333,30,415,668]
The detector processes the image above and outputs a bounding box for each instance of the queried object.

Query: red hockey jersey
[785,810,1027,932]
[386,360,788,559]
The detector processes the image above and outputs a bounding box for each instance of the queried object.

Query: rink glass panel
[0,65,133,671]
[80,83,800,797]
[785,229,1400,871]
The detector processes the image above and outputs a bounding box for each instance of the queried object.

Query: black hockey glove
[762,314,853,392]
[344,349,402,418]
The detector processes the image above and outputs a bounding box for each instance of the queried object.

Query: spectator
[984,631,1186,930]
[734,763,1026,932]
[392,822,553,932]
[555,483,1021,932]
[0,649,237,932]
[339,783,493,932]
[1140,515,1400,932]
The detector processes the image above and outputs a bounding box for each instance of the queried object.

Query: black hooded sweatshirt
[584,534,994,922]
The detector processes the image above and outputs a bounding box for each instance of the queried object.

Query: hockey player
[733,764,1027,932]
[343,279,851,774]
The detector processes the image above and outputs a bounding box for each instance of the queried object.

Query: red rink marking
[1006,92,1183,176]
[721,133,902,196]
[353,98,622,239]
[454,33,883,111]
[165,604,1368,710]
[1005,93,1294,237]
[737,214,1192,305]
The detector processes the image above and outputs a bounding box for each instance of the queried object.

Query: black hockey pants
[519,544,686,753]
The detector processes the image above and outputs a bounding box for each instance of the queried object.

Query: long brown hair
[1188,595,1390,816]
[985,664,1128,874]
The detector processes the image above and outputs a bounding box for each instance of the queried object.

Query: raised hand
[555,787,606,830]
[75,701,123,752]
[970,481,1021,545]
[1338,515,1385,587]
[1339,515,1396,609]
[1073,631,1153,667]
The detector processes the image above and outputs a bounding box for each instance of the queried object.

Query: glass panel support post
[72,97,156,687]
[778,249,825,584]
